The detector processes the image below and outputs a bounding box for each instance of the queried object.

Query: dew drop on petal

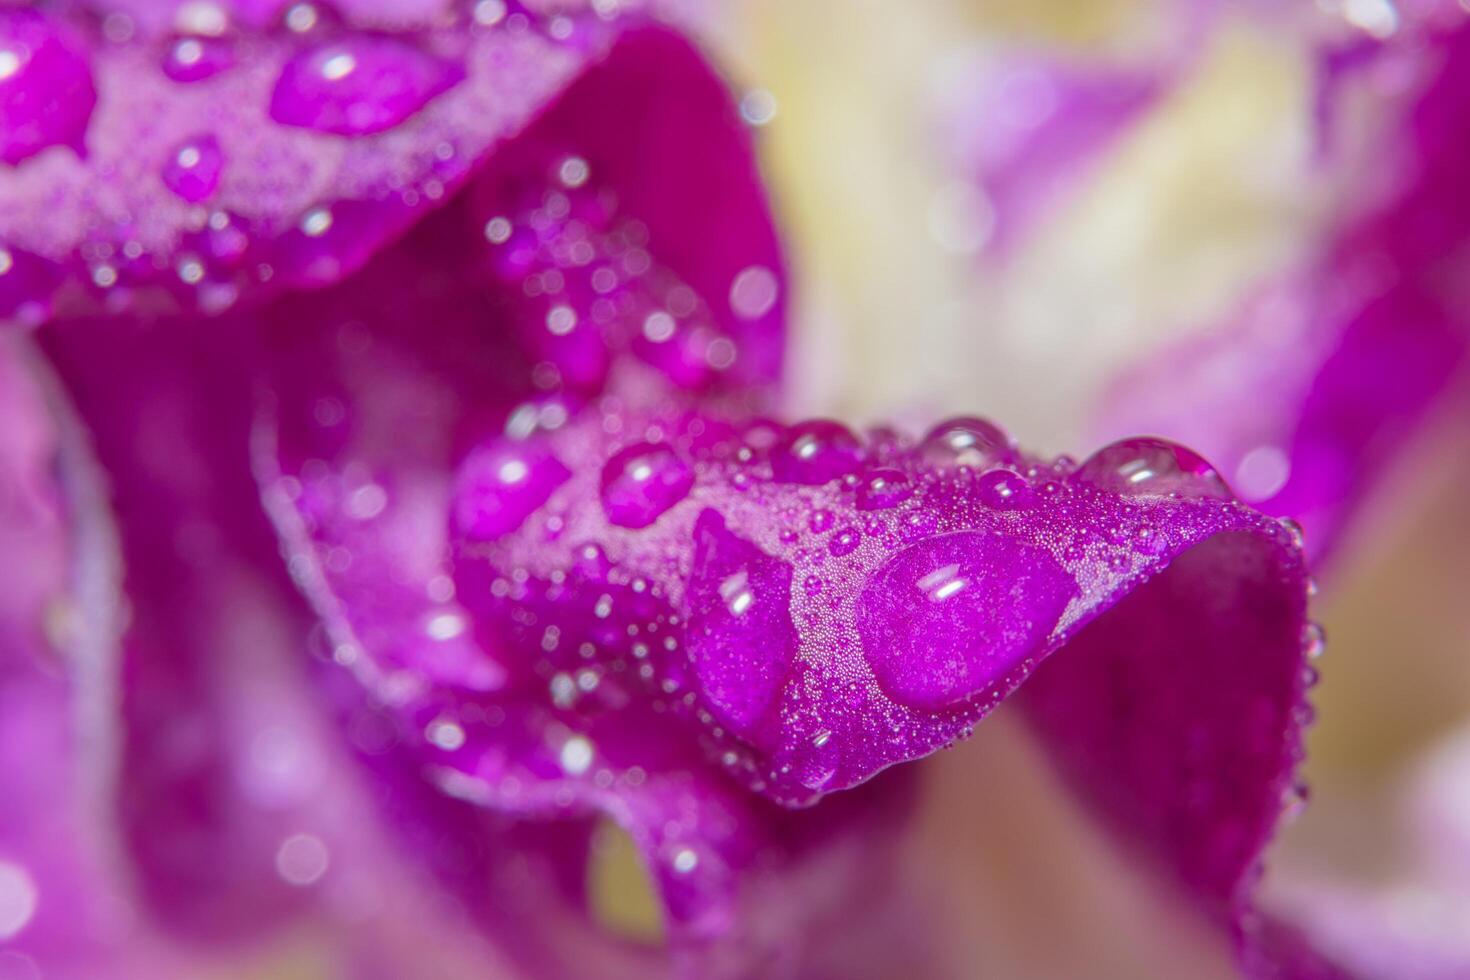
[771,420,863,486]
[270,37,463,135]
[977,468,1032,509]
[0,11,96,165]
[857,531,1076,710]
[162,133,223,202]
[828,527,861,557]
[685,510,796,738]
[1303,622,1326,660]
[600,442,694,529]
[163,34,234,82]
[453,439,570,541]
[856,468,913,511]
[1072,437,1232,500]
[919,417,1012,470]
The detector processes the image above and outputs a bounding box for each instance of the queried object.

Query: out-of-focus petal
[1098,18,1470,562]
[0,337,180,978]
[933,0,1219,259]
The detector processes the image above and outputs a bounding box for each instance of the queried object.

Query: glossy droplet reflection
[270,37,462,135]
[1073,437,1232,499]
[453,439,570,541]
[856,469,912,511]
[163,35,233,82]
[162,134,223,202]
[857,531,1076,710]
[0,10,96,165]
[977,469,1031,509]
[685,510,796,738]
[600,442,694,529]
[919,417,1012,470]
[771,420,862,485]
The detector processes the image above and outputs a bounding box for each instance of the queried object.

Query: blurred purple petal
[1098,19,1470,563]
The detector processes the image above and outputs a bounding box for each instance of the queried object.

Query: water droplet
[0,11,96,165]
[275,833,330,886]
[270,38,462,135]
[771,420,863,485]
[809,509,835,534]
[162,133,223,202]
[856,468,913,510]
[856,531,1077,709]
[1073,437,1232,499]
[1303,622,1325,660]
[977,469,1032,509]
[600,441,694,529]
[919,417,1012,470]
[163,34,233,82]
[686,510,796,737]
[1280,517,1305,549]
[828,527,862,557]
[453,439,570,541]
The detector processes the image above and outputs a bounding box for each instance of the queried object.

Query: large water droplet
[270,37,462,135]
[856,530,1076,710]
[1072,437,1232,499]
[685,510,796,739]
[771,420,862,485]
[919,417,1012,470]
[453,439,570,541]
[0,11,96,165]
[600,442,694,529]
[162,134,224,202]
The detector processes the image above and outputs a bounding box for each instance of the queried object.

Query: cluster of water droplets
[437,400,1306,804]
[476,151,746,394]
[0,0,611,324]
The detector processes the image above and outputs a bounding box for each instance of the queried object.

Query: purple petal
[0,3,613,320]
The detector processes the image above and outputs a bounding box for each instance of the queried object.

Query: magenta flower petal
[0,4,626,320]
[0,338,193,978]
[256,221,1317,972]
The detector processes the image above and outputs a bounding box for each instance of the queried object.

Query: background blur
[699,1,1470,975]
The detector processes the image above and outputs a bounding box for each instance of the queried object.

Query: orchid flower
[5,1,1464,978]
